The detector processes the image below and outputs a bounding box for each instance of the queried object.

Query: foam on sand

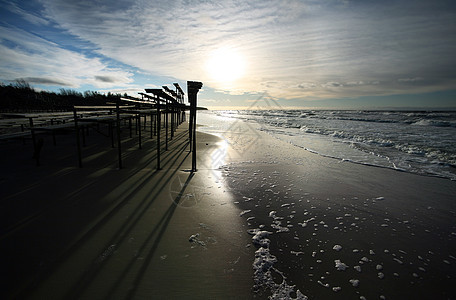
[249,229,308,299]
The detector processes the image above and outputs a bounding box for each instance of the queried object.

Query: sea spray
[249,229,308,299]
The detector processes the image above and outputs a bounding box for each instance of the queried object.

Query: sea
[200,110,456,181]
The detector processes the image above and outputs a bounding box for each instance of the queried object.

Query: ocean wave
[215,109,456,180]
[411,119,456,127]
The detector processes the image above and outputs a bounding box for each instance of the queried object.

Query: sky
[1,0,455,109]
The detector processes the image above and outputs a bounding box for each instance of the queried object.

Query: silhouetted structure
[187,81,203,172]
[1,82,204,172]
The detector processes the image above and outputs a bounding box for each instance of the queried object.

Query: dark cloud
[16,77,72,86]
[95,75,117,83]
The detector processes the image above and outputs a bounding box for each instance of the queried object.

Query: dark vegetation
[0,80,125,112]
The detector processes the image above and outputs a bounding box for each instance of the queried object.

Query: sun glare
[205,47,246,83]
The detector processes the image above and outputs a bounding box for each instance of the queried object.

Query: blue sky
[1,0,455,109]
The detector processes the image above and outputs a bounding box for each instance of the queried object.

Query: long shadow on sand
[115,172,195,299]
[5,129,193,299]
[58,147,192,299]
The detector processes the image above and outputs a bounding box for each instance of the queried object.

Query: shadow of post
[123,172,195,299]
[46,138,192,300]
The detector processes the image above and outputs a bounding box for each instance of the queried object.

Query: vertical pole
[135,112,138,135]
[177,106,180,125]
[156,99,161,170]
[188,106,193,151]
[138,113,142,149]
[171,103,174,138]
[150,111,154,139]
[191,102,197,172]
[165,99,169,151]
[153,113,157,136]
[73,109,82,168]
[116,100,122,169]
[187,81,203,172]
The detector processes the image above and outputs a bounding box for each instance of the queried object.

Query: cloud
[398,77,424,83]
[2,0,50,26]
[16,76,72,86]
[0,25,134,88]
[295,82,318,89]
[94,75,125,83]
[94,76,115,83]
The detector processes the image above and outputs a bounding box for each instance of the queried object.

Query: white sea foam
[251,230,272,248]
[213,110,456,180]
[349,279,360,287]
[250,227,307,299]
[335,260,348,271]
[333,245,343,251]
[240,210,252,216]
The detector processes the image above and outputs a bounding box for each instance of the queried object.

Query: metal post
[192,104,197,171]
[116,100,122,169]
[165,99,169,151]
[153,113,157,136]
[187,81,203,172]
[171,103,174,138]
[138,113,142,149]
[156,99,161,170]
[188,106,193,152]
[150,111,154,139]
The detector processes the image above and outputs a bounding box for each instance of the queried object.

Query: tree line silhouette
[0,80,124,112]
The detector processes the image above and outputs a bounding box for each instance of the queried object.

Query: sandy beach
[0,119,253,299]
[1,112,456,299]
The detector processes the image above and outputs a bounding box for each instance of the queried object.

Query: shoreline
[201,109,456,181]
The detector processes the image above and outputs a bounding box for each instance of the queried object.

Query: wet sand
[199,113,456,299]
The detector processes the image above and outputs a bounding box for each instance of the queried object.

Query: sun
[205,47,246,83]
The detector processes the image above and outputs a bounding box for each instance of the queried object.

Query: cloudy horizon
[1,0,455,109]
